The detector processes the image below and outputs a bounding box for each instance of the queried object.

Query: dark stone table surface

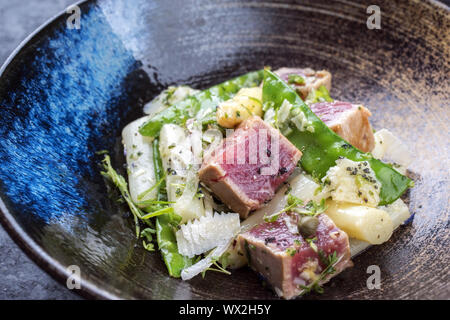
[0,0,81,300]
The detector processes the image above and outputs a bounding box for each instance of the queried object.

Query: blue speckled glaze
[0,3,139,224]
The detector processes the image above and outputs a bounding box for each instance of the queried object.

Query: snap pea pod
[262,70,412,205]
[155,214,193,277]
[139,70,264,137]
[153,138,194,277]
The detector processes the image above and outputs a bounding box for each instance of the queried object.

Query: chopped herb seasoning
[314,185,323,196]
[287,74,306,85]
[306,237,318,253]
[299,251,340,296]
[341,143,351,149]
[263,193,303,222]
[286,247,297,256]
[294,199,327,216]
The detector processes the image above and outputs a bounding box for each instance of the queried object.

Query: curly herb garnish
[305,237,318,253]
[137,173,167,201]
[263,194,303,222]
[141,228,156,251]
[201,253,232,278]
[101,155,148,237]
[286,247,297,256]
[294,198,327,216]
[298,251,341,295]
[100,154,173,252]
[264,194,327,222]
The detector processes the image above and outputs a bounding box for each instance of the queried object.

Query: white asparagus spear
[122,116,156,206]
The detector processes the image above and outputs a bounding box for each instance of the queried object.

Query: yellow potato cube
[216,87,262,128]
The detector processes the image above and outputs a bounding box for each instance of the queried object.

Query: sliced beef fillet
[199,116,302,218]
[238,213,352,299]
[310,101,375,152]
[274,67,332,100]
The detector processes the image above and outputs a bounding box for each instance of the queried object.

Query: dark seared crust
[310,102,375,153]
[198,163,259,217]
[330,105,375,153]
[238,233,290,297]
[274,67,332,100]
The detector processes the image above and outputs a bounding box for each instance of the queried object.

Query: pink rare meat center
[217,121,299,202]
[310,101,353,125]
[199,116,302,218]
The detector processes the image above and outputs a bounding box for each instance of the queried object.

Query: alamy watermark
[64,5,380,32]
[66,5,81,30]
[184,126,282,176]
[366,5,381,29]
[366,265,381,290]
[66,265,82,290]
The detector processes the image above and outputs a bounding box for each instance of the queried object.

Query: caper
[298,216,319,238]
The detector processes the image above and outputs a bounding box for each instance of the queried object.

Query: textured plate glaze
[0,0,448,300]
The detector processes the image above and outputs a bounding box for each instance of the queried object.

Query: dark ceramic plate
[0,0,448,300]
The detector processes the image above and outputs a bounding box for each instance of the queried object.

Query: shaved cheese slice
[181,240,232,281]
[323,158,381,207]
[176,212,240,258]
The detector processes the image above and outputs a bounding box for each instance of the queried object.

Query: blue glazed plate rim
[0,0,116,300]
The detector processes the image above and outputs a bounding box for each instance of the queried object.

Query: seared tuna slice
[199,116,302,218]
[274,68,373,152]
[238,213,352,299]
[274,67,332,100]
[310,101,375,152]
